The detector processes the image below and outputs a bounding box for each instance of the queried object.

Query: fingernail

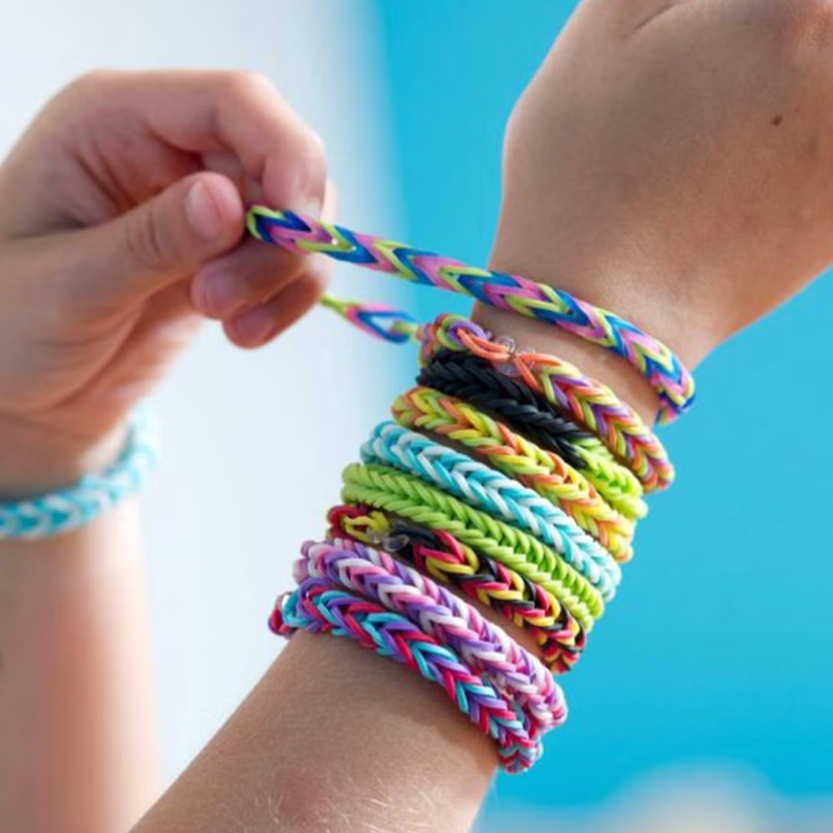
[186,180,224,240]
[201,272,246,318]
[233,304,276,345]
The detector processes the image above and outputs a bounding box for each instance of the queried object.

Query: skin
[4,1,833,831]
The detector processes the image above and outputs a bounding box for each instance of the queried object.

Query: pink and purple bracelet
[296,537,567,733]
[271,578,543,773]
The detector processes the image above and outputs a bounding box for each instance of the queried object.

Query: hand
[486,0,833,387]
[0,70,332,493]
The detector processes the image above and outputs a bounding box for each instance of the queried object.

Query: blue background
[374,0,833,815]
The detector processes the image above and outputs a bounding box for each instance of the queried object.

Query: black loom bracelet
[417,350,592,471]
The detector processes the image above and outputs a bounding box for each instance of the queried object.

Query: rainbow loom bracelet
[295,538,567,730]
[341,463,607,613]
[392,386,639,554]
[246,207,694,423]
[328,506,588,671]
[418,314,674,491]
[415,353,644,524]
[271,578,543,772]
[0,405,159,539]
[418,349,595,471]
[360,422,621,596]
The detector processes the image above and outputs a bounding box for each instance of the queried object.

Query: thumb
[78,172,244,302]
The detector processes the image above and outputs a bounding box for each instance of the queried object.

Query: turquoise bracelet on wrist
[0,404,159,540]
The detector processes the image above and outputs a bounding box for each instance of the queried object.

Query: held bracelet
[247,207,694,423]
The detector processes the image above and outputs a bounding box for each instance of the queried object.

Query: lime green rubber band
[341,463,604,626]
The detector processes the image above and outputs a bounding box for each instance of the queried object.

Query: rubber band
[418,315,674,492]
[249,204,688,772]
[415,352,644,520]
[341,462,608,611]
[295,538,567,730]
[328,505,589,670]
[0,404,159,539]
[271,578,543,772]
[393,386,641,548]
[417,349,594,471]
[360,422,621,595]
[246,207,694,423]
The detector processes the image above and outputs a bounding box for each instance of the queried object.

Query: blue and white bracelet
[0,404,159,540]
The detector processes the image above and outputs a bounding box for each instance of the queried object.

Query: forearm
[0,426,160,833]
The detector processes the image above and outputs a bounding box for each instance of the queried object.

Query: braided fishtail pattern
[271,579,542,772]
[360,423,621,596]
[295,538,567,730]
[417,349,595,471]
[393,386,641,547]
[327,506,587,671]
[419,315,674,491]
[247,207,694,422]
[248,206,690,772]
[342,463,607,612]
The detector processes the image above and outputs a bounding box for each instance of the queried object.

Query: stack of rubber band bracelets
[248,207,693,773]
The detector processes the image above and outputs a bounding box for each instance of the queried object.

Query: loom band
[401,369,640,548]
[328,509,587,672]
[329,506,564,622]
[328,506,581,644]
[319,295,418,344]
[296,538,567,731]
[392,385,647,527]
[337,496,600,635]
[388,523,587,653]
[341,462,610,611]
[360,422,622,596]
[339,465,605,621]
[329,516,588,675]
[247,207,695,422]
[337,485,604,630]
[417,351,595,471]
[415,349,645,508]
[273,579,544,773]
[418,315,674,491]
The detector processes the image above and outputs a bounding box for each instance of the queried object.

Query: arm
[0,71,330,833]
[135,2,833,831]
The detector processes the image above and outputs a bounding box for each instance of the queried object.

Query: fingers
[71,171,244,303]
[190,240,308,320]
[195,177,337,348]
[85,70,327,214]
[223,260,330,348]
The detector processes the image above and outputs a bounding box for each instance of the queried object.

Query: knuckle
[124,208,169,272]
[63,69,120,100]
[293,129,328,197]
[219,69,275,100]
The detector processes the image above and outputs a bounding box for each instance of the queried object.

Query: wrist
[0,414,128,499]
[480,224,704,425]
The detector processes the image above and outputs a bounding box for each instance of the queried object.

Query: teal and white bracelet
[0,405,159,540]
